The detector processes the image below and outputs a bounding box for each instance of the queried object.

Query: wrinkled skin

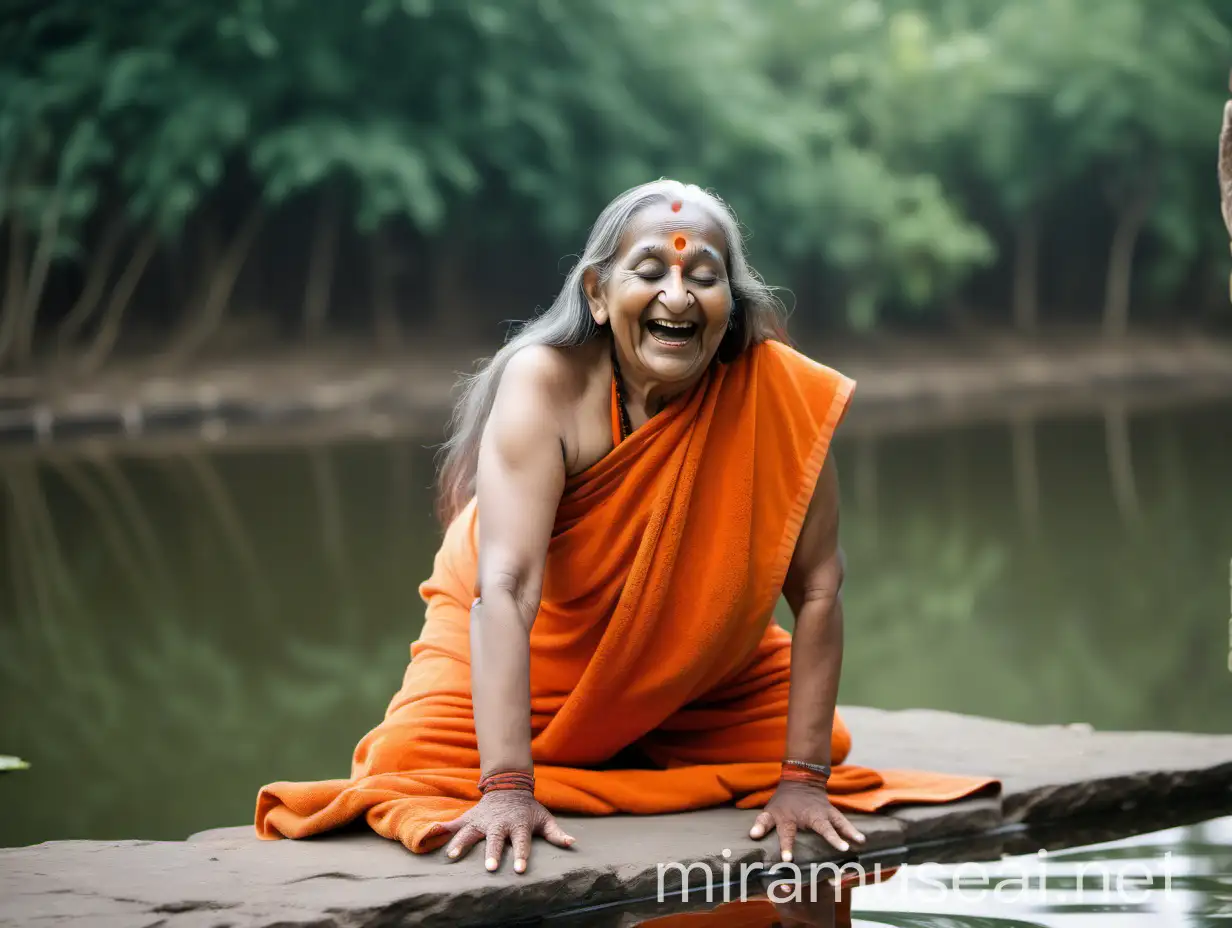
[436,790,574,874]
[583,198,734,403]
[749,781,866,862]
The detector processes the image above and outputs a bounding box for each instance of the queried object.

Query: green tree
[744,0,995,330]
[1,0,1228,367]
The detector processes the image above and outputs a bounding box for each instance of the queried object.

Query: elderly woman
[256,180,996,874]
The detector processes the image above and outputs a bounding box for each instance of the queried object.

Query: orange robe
[256,340,998,853]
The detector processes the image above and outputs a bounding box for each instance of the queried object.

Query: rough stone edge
[7,725,1232,927]
[28,793,1228,927]
[290,772,1232,926]
[1002,761,1232,823]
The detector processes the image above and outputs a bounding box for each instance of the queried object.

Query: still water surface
[0,400,1229,923]
[604,814,1232,927]
[848,814,1232,927]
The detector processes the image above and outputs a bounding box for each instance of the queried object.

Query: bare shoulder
[498,342,596,414]
[495,340,609,474]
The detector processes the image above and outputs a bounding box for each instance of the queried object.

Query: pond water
[0,398,1229,922]
[595,813,1232,927]
[842,813,1232,927]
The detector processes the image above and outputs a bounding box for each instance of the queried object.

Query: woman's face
[585,198,732,387]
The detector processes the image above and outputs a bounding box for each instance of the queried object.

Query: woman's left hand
[749,782,866,862]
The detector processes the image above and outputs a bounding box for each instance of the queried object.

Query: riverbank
[2,707,1230,926]
[1,333,1230,454]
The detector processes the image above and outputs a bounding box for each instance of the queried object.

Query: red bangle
[780,763,830,789]
[478,769,535,794]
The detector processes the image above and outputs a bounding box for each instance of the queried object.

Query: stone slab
[837,707,1232,822]
[2,707,1230,927]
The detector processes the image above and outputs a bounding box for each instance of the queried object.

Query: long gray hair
[435,179,788,523]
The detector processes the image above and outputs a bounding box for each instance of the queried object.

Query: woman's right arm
[438,346,575,873]
[472,346,567,776]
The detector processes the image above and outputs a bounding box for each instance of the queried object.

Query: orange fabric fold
[256,340,999,853]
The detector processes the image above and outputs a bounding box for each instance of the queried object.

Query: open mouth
[645,319,698,346]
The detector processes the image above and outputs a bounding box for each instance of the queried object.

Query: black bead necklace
[611,343,633,442]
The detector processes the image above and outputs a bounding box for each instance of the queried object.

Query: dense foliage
[0,0,1228,369]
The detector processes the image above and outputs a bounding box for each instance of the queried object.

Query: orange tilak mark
[673,235,687,251]
[670,200,682,212]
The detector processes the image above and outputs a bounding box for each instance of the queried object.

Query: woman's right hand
[436,790,576,874]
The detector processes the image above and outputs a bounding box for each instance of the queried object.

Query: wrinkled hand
[434,790,575,874]
[748,782,866,862]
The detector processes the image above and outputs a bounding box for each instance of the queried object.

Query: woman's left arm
[748,452,867,861]
[782,451,845,775]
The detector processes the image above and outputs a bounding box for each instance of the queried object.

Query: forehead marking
[670,200,682,212]
[673,235,687,251]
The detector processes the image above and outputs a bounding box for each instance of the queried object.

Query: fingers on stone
[446,823,485,859]
[750,810,775,837]
[484,827,509,871]
[815,819,849,851]
[510,825,533,872]
[834,813,866,842]
[511,825,532,854]
[778,820,797,861]
[542,818,575,847]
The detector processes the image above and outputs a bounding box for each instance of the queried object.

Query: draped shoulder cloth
[256,339,998,852]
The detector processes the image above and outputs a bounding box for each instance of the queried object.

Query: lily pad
[0,755,30,772]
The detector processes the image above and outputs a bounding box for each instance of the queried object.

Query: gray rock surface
[3,707,1230,927]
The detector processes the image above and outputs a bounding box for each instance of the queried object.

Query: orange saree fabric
[256,340,998,853]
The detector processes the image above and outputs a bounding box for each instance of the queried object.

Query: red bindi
[673,235,687,251]
[670,201,682,212]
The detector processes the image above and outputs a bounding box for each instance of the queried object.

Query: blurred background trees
[0,0,1228,372]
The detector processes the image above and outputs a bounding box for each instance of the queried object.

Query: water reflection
[1009,414,1040,536]
[0,400,1229,849]
[843,814,1232,927]
[553,817,1232,926]
[546,863,897,927]
[0,439,434,844]
[835,400,1231,733]
[1103,402,1142,529]
[513,814,1232,925]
